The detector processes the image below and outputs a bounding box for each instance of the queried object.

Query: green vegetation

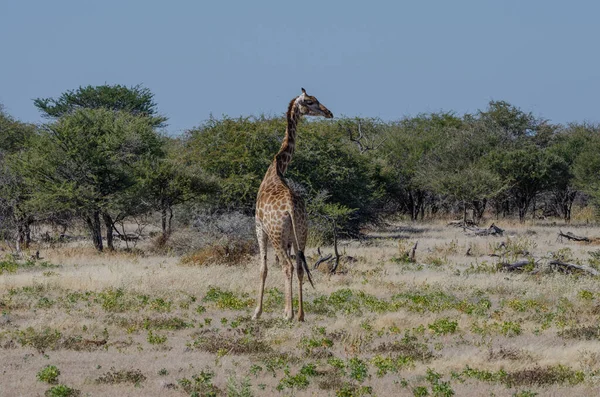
[44,384,81,397]
[178,369,219,397]
[37,365,61,384]
[4,88,600,259]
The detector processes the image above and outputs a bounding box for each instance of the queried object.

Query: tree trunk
[24,220,31,248]
[472,199,487,225]
[167,207,173,236]
[86,211,103,252]
[103,213,114,251]
[15,227,22,257]
[518,201,528,223]
[16,215,30,250]
[561,190,577,224]
[408,191,417,222]
[161,206,167,238]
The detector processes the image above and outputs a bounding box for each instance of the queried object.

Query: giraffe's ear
[301,88,307,95]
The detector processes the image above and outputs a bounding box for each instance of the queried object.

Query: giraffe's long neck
[274,98,301,175]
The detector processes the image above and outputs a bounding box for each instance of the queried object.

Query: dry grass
[2,219,600,396]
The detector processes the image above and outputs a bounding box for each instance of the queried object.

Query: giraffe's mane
[286,96,299,120]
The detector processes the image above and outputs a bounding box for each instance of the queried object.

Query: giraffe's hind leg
[252,222,269,320]
[276,246,294,321]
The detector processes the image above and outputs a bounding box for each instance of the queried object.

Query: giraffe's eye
[305,100,314,105]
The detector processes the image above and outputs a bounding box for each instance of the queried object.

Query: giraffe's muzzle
[319,104,334,118]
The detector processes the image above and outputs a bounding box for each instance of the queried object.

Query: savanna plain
[2,218,600,397]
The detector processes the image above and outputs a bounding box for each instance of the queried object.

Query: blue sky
[1,1,599,134]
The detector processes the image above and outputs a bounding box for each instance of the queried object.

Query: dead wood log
[465,223,504,237]
[314,247,333,270]
[558,230,590,243]
[409,241,418,263]
[499,260,532,272]
[548,260,599,276]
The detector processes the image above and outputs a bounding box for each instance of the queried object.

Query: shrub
[181,211,257,265]
[44,384,80,397]
[37,365,61,384]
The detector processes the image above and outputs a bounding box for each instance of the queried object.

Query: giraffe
[253,88,333,321]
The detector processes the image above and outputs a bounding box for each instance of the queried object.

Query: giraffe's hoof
[297,314,305,322]
[252,309,262,320]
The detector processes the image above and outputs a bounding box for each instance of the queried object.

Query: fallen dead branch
[313,248,333,270]
[409,241,418,263]
[558,230,590,243]
[548,260,599,276]
[464,223,504,237]
[499,260,533,272]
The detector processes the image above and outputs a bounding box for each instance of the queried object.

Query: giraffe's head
[297,88,333,119]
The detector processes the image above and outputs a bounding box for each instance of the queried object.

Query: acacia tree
[34,84,167,127]
[573,128,600,214]
[20,108,163,251]
[416,122,505,224]
[30,84,168,249]
[185,115,284,212]
[547,123,597,222]
[382,113,461,220]
[486,144,566,222]
[0,106,36,252]
[136,138,219,242]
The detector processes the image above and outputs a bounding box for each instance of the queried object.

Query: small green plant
[299,334,334,356]
[328,357,347,375]
[428,318,458,335]
[348,358,369,382]
[150,297,172,312]
[178,369,218,397]
[371,354,414,376]
[425,368,454,396]
[36,296,54,309]
[500,321,522,337]
[413,385,429,397]
[147,330,167,345]
[277,368,310,391]
[578,290,595,301]
[0,258,18,274]
[249,364,263,377]
[37,365,61,384]
[158,368,169,376]
[203,286,253,310]
[44,384,80,397]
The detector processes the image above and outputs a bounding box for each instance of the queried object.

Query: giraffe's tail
[297,251,314,289]
[287,210,315,289]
